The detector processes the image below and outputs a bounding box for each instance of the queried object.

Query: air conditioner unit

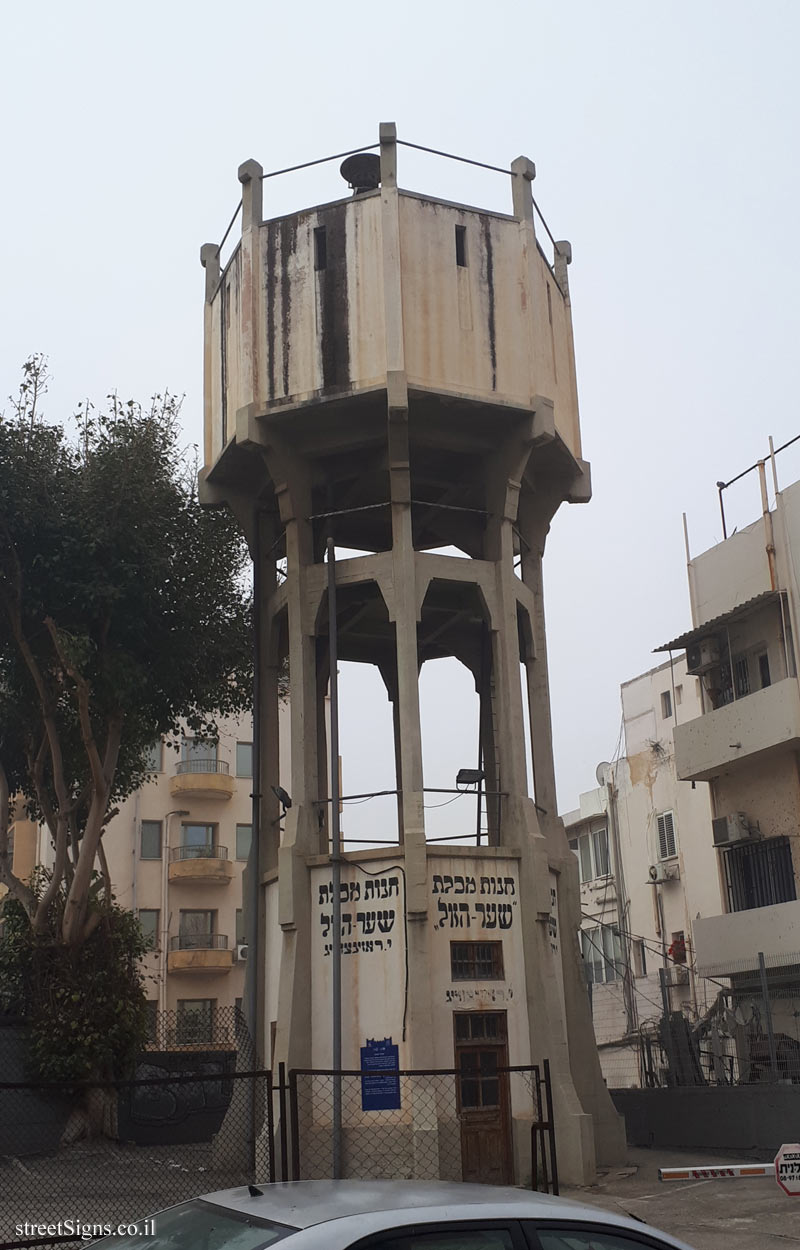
[665,965,690,987]
[235,943,248,962]
[648,862,680,884]
[712,813,760,847]
[685,637,720,675]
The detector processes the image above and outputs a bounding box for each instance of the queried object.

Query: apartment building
[566,458,800,1086]
[656,463,800,1025]
[563,658,716,1085]
[101,713,256,1043]
[3,713,257,1046]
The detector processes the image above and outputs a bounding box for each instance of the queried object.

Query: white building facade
[567,458,800,1088]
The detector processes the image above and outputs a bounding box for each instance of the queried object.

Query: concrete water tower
[199,124,624,1184]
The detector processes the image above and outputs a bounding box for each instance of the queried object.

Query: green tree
[0,356,253,952]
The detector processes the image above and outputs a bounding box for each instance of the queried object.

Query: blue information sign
[360,1037,401,1111]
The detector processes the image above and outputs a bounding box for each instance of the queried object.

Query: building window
[714,656,751,707]
[758,652,771,688]
[669,931,687,964]
[581,926,624,984]
[675,684,683,706]
[661,690,672,719]
[633,939,647,978]
[236,742,253,778]
[724,836,796,912]
[181,824,215,857]
[236,824,253,860]
[140,820,162,859]
[734,655,750,699]
[144,740,162,772]
[569,824,610,883]
[177,999,215,1045]
[657,811,677,860]
[181,737,217,763]
[138,909,159,951]
[314,226,327,271]
[236,908,246,945]
[178,910,215,949]
[450,941,504,980]
[453,1011,506,1042]
[455,224,467,267]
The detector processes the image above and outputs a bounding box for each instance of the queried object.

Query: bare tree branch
[44,618,107,796]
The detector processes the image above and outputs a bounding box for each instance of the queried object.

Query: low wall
[612,1085,800,1154]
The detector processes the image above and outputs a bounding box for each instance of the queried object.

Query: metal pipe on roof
[758,460,778,592]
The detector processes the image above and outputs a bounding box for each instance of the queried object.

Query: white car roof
[194,1180,693,1247]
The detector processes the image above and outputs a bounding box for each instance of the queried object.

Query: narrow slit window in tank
[314,226,327,271]
[455,224,467,267]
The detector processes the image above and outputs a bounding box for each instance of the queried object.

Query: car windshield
[95,1200,296,1250]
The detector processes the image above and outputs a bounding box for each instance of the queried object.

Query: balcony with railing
[167,932,233,974]
[674,678,800,782]
[168,843,233,886]
[169,757,235,801]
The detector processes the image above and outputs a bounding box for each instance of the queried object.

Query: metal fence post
[288,1068,301,1180]
[278,1061,289,1181]
[659,967,675,1085]
[265,1069,276,1184]
[543,1058,559,1195]
[757,951,779,1082]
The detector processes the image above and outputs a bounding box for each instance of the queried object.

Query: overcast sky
[3,0,799,831]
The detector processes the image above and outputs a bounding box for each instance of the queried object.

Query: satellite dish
[595,760,612,787]
[340,152,381,195]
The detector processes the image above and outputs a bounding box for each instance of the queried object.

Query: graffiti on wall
[317,874,402,958]
[547,885,560,950]
[318,877,400,904]
[433,898,517,930]
[432,874,516,896]
[445,986,514,1004]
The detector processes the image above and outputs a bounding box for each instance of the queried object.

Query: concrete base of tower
[264,844,626,1186]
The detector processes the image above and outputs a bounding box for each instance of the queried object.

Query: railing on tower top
[209,133,561,278]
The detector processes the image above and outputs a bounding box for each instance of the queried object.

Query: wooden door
[454,1010,513,1184]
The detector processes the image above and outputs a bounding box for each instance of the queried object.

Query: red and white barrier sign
[775,1144,800,1196]
[660,1163,774,1182]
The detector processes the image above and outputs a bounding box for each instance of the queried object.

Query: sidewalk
[560,1147,800,1248]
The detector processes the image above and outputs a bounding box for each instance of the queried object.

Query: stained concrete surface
[561,1147,800,1248]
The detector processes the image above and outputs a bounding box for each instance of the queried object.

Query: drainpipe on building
[606,776,636,1037]
[132,790,140,914]
[758,460,778,593]
[770,436,800,683]
[160,810,189,1017]
[246,510,262,1060]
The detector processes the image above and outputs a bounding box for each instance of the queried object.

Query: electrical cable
[423,792,467,809]
[580,931,665,1018]
[579,909,732,993]
[260,144,380,182]
[339,860,409,1043]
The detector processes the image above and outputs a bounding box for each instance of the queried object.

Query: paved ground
[561,1147,800,1248]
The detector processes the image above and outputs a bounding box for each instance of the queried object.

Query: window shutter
[658,811,676,859]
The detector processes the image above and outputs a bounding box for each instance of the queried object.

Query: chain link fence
[1,1006,557,1250]
[286,1064,555,1190]
[592,956,800,1089]
[0,1008,272,1249]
